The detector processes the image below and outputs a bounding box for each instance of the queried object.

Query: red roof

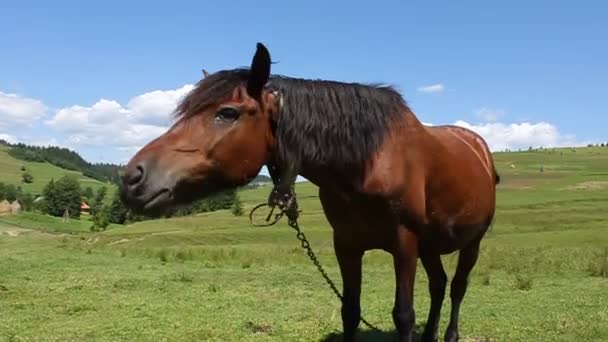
[81,202,90,210]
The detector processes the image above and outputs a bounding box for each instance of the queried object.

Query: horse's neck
[273,107,429,194]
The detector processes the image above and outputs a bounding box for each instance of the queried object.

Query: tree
[90,186,107,216]
[82,187,94,202]
[22,171,34,184]
[18,193,34,211]
[2,184,19,202]
[90,207,110,231]
[56,175,82,219]
[107,191,128,224]
[125,210,148,224]
[166,188,238,217]
[41,176,82,218]
[39,179,56,214]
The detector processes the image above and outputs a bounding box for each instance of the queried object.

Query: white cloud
[0,91,47,129]
[417,83,445,94]
[127,85,194,126]
[474,107,505,122]
[45,85,195,151]
[1,83,591,167]
[453,120,583,151]
[48,99,128,132]
[0,133,17,144]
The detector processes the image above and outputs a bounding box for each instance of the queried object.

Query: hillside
[4,142,122,184]
[0,145,114,195]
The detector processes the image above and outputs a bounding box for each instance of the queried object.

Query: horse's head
[120,43,281,215]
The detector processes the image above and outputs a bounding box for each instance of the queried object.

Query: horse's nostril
[126,165,145,186]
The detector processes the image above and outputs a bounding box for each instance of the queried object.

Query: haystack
[0,200,11,215]
[10,200,22,214]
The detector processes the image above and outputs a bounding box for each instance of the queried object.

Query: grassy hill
[0,145,115,195]
[1,146,607,341]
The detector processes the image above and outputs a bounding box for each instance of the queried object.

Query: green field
[1,147,608,341]
[0,145,114,195]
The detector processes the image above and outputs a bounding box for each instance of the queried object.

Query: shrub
[513,272,533,291]
[22,171,34,184]
[231,195,244,216]
[588,248,608,278]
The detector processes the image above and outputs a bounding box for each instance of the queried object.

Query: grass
[1,146,608,341]
[0,145,115,195]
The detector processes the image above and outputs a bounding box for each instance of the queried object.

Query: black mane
[175,69,408,169]
[174,68,251,120]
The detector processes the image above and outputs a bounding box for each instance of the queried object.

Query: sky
[1,0,607,173]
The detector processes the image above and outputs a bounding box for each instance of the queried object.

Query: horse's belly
[420,222,489,254]
[331,211,398,251]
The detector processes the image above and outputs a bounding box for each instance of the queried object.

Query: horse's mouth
[144,189,172,210]
[122,173,231,217]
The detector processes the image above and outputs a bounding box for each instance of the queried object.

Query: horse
[120,42,499,342]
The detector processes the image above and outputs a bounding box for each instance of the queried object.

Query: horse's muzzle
[120,158,175,215]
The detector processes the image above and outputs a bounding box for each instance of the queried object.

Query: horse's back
[426,124,498,187]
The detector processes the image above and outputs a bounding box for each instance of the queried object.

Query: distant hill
[252,174,272,183]
[0,139,276,196]
[0,144,113,195]
[1,140,122,185]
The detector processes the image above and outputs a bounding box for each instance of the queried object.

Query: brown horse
[120,43,499,342]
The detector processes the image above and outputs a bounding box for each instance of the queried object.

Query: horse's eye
[215,107,240,122]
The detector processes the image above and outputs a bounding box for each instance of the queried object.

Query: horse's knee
[431,272,448,293]
[450,275,468,301]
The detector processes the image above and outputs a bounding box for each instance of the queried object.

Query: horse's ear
[246,42,271,100]
[202,69,210,78]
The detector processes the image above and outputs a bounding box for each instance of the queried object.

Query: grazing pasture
[1,147,608,341]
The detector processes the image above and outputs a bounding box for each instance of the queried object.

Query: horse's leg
[334,239,363,342]
[420,252,447,342]
[318,188,364,341]
[392,227,419,342]
[444,237,482,342]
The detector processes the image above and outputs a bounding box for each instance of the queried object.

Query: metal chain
[250,202,382,332]
[285,215,381,332]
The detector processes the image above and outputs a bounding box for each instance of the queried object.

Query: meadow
[1,147,607,341]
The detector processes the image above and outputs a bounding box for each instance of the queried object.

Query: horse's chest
[320,191,398,251]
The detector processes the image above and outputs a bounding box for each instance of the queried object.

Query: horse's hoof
[421,331,438,342]
[444,330,459,342]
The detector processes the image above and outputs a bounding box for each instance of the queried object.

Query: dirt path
[0,223,33,237]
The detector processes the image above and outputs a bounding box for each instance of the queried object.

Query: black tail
[495,171,501,185]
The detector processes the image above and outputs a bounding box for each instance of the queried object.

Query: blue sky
[1,0,606,167]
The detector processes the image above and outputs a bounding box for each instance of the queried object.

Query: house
[81,202,90,215]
